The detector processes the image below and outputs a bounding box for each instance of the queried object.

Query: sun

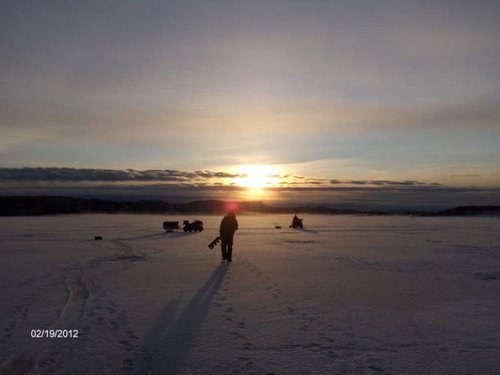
[235,165,280,189]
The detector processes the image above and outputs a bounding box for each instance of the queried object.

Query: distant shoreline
[0,196,499,217]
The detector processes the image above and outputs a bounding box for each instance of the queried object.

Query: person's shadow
[140,264,228,373]
[296,227,319,234]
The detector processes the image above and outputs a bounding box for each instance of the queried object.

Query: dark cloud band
[330,179,440,186]
[0,167,442,188]
[0,167,243,182]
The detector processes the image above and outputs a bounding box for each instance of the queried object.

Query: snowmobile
[183,220,204,232]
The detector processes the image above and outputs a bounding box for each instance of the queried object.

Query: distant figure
[291,214,303,229]
[219,211,238,262]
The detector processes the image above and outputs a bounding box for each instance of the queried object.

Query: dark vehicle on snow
[183,220,204,232]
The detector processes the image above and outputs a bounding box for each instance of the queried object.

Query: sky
[1,1,499,208]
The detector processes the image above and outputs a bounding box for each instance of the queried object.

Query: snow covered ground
[0,214,499,374]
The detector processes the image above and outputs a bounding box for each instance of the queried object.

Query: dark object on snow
[208,236,221,250]
[163,221,180,232]
[94,236,103,240]
[183,220,204,232]
[275,225,282,229]
[290,214,303,228]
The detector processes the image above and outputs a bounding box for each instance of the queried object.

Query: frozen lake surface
[1,214,499,374]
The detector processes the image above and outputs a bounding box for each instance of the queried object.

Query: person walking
[219,211,238,262]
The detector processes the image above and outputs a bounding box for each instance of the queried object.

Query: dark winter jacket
[219,213,238,240]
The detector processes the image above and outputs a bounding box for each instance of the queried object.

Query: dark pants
[221,236,233,261]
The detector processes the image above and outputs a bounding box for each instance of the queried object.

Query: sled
[163,221,180,232]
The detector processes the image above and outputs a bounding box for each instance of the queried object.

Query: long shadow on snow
[295,227,319,235]
[141,264,228,373]
[116,231,198,241]
[115,232,168,241]
[166,231,199,239]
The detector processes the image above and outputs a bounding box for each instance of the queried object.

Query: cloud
[329,179,440,187]
[1,178,499,211]
[1,165,499,210]
[0,167,242,182]
[0,167,445,191]
[1,0,499,174]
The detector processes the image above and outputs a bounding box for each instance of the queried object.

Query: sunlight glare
[235,165,280,189]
